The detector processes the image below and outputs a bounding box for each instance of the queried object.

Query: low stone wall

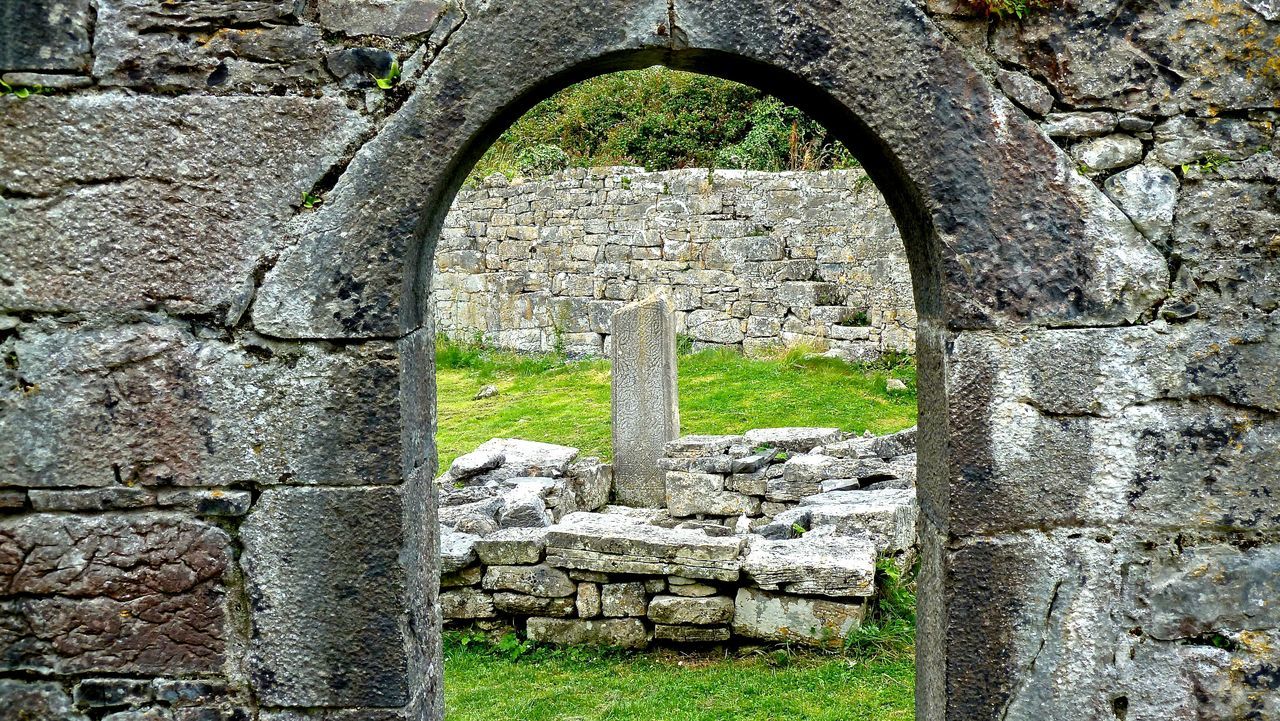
[433,168,915,361]
[437,427,918,648]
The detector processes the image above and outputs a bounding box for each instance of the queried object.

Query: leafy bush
[469,67,855,182]
[517,143,570,176]
[844,558,917,661]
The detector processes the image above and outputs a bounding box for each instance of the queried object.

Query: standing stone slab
[241,487,408,708]
[611,296,679,507]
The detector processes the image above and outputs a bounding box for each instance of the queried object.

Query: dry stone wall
[437,428,919,649]
[433,167,915,360]
[2,0,1278,719]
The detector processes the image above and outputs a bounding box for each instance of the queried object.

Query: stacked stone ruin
[438,427,919,648]
[433,168,915,361]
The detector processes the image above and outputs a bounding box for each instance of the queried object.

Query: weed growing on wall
[966,0,1063,18]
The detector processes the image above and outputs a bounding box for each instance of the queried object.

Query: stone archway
[248,1,1168,719]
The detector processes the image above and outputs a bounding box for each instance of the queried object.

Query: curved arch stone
[244,2,1174,720]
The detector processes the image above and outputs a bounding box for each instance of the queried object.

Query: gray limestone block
[1153,116,1275,167]
[152,679,230,707]
[732,588,865,648]
[0,0,92,72]
[546,512,744,582]
[473,527,548,566]
[576,582,602,618]
[440,530,481,573]
[995,69,1054,116]
[492,592,575,617]
[0,96,367,317]
[666,471,761,518]
[440,565,482,588]
[260,711,407,721]
[1073,134,1145,172]
[1104,164,1180,242]
[440,588,496,620]
[742,535,877,596]
[0,514,231,675]
[481,564,575,598]
[241,486,408,708]
[667,581,718,598]
[664,435,745,458]
[526,617,649,649]
[744,428,841,454]
[1041,112,1118,138]
[601,582,648,618]
[801,489,919,554]
[0,322,402,488]
[647,595,734,626]
[1127,543,1280,640]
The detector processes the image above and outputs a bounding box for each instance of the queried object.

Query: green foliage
[299,191,324,210]
[967,0,1063,18]
[844,558,917,661]
[1181,151,1231,176]
[435,337,917,469]
[445,629,915,720]
[0,79,51,99]
[517,143,571,176]
[468,67,856,182]
[372,58,401,90]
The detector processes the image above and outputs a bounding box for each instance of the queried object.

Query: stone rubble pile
[438,426,917,648]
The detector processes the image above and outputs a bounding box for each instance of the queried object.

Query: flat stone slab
[664,435,745,458]
[481,564,575,598]
[800,489,918,554]
[545,512,744,582]
[743,428,841,453]
[526,618,649,649]
[440,530,481,573]
[732,588,866,648]
[666,471,761,518]
[653,625,732,643]
[647,595,735,625]
[468,438,579,480]
[440,589,496,620]
[741,535,877,597]
[473,527,548,565]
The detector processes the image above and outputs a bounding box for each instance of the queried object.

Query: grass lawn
[435,339,917,469]
[444,638,916,721]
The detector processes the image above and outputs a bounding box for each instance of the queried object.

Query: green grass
[444,637,915,721]
[435,338,917,469]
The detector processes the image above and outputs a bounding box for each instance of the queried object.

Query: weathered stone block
[666,471,761,518]
[0,322,402,488]
[28,487,155,511]
[744,428,841,454]
[525,618,648,649]
[647,595,734,625]
[0,680,85,721]
[440,589,496,620]
[0,97,367,316]
[0,513,231,675]
[0,0,92,72]
[653,624,731,643]
[601,582,648,617]
[241,487,408,707]
[482,564,575,598]
[742,535,877,597]
[473,527,547,565]
[546,512,744,582]
[732,588,865,647]
[576,582,602,618]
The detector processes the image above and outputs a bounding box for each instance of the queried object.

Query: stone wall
[2,0,1278,719]
[438,428,918,648]
[433,168,915,360]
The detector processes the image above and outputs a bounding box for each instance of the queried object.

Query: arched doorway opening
[249,4,1167,719]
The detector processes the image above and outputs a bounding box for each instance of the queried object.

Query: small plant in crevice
[0,79,51,99]
[1181,151,1231,176]
[966,0,1063,18]
[299,191,324,210]
[372,58,402,90]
